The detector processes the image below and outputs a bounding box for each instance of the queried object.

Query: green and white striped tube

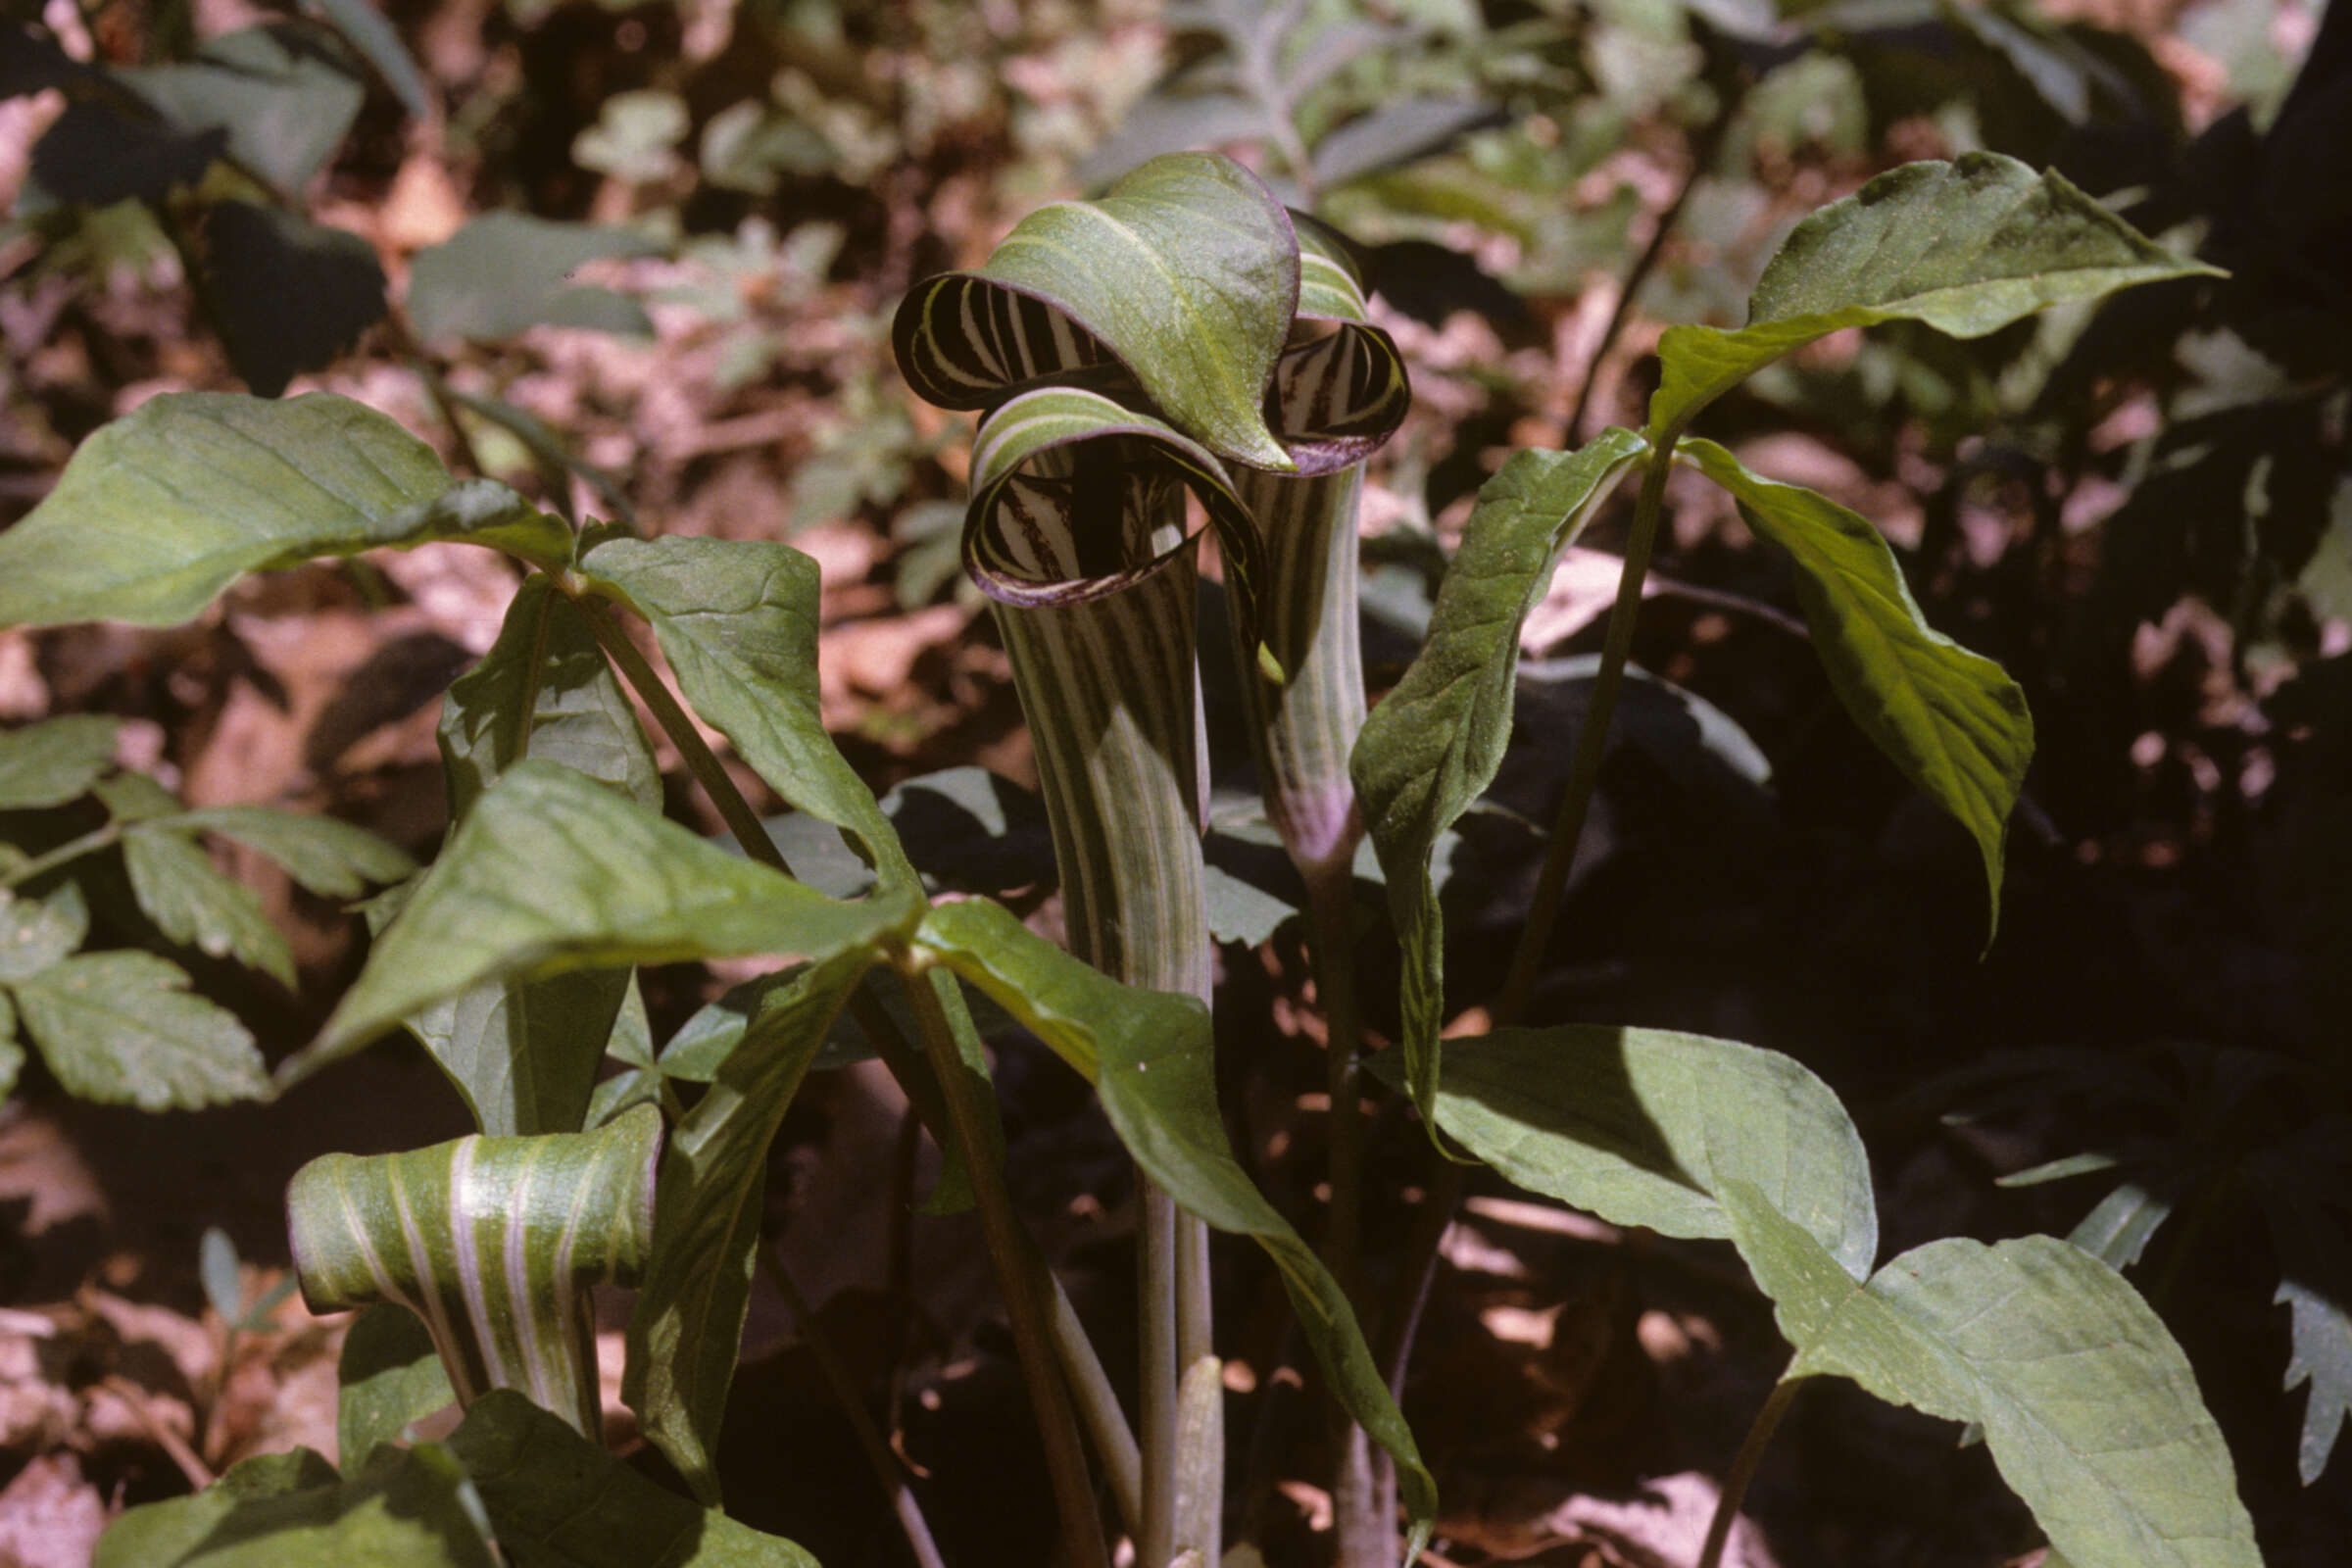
[288,1102,662,1438]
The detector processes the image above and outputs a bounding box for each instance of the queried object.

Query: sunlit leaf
[913,896,1438,1542]
[0,715,122,808]
[625,950,871,1500]
[0,882,90,984]
[93,1445,494,1568]
[123,825,297,987]
[1647,154,2221,439]
[894,150,1299,470]
[337,1303,455,1470]
[1725,1182,2261,1568]
[0,394,567,629]
[170,807,418,901]
[580,535,914,886]
[1387,1024,1877,1280]
[13,951,269,1109]
[406,214,661,347]
[1351,427,1647,1119]
[289,1105,661,1435]
[1679,438,2031,933]
[291,762,914,1080]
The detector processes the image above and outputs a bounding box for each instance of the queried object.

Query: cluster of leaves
[0,711,413,1111]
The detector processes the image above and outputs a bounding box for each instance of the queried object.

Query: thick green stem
[905,964,1109,1568]
[1495,446,1675,1025]
[1699,1375,1806,1568]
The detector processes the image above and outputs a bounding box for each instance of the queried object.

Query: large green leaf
[624,949,872,1500]
[912,896,1438,1543]
[963,385,1275,674]
[124,24,364,194]
[407,214,661,347]
[337,1303,456,1471]
[446,1391,820,1567]
[1647,154,2220,439]
[288,1105,662,1435]
[579,536,913,886]
[94,1445,495,1568]
[1724,1182,2260,1568]
[167,807,418,900]
[420,574,660,1136]
[0,715,122,808]
[1389,1025,1877,1280]
[1350,427,1648,1119]
[291,761,916,1080]
[12,951,269,1109]
[0,394,567,629]
[1679,438,2031,930]
[123,825,297,987]
[893,150,1299,471]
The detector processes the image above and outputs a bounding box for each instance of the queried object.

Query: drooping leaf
[306,0,433,122]
[2265,1188,2352,1484]
[406,214,661,347]
[625,949,871,1500]
[197,202,386,398]
[93,1445,495,1568]
[1679,438,2031,933]
[288,1104,662,1435]
[0,393,566,629]
[893,150,1300,471]
[1724,1181,2260,1568]
[292,761,916,1080]
[1385,1025,1877,1280]
[445,1391,820,1567]
[0,715,122,808]
[123,825,297,987]
[913,896,1438,1544]
[1647,154,2221,439]
[169,807,418,901]
[2067,1180,2175,1272]
[579,535,913,886]
[421,575,660,1136]
[1350,427,1648,1120]
[123,24,365,195]
[337,1302,456,1470]
[962,385,1276,673]
[0,882,90,983]
[13,952,269,1109]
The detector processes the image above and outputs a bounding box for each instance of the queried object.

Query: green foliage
[337,1304,456,1469]
[1678,437,2033,930]
[405,216,662,347]
[0,394,566,628]
[624,951,872,1500]
[1725,1183,2260,1568]
[293,761,919,1080]
[1350,429,1647,1117]
[1387,1025,1877,1279]
[912,895,1438,1540]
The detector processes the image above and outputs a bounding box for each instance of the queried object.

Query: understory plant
[0,148,2266,1568]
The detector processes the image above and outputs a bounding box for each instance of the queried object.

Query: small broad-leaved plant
[1,150,2257,1568]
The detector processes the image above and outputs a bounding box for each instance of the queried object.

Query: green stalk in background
[1226,221,1412,1565]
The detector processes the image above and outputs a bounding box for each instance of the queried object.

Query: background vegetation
[0,0,2344,1563]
